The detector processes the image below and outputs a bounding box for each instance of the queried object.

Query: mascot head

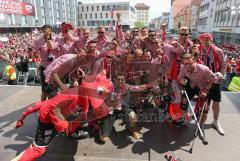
[77,73,113,114]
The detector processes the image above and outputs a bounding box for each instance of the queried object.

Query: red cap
[61,23,73,33]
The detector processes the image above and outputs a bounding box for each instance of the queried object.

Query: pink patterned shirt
[33,35,59,68]
[44,54,78,84]
[55,35,77,56]
[179,63,218,90]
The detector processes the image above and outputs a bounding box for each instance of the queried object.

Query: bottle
[164,153,182,161]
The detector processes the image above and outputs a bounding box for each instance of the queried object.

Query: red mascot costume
[12,74,113,161]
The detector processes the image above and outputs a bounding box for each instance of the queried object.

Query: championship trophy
[116,12,122,22]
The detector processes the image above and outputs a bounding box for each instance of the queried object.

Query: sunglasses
[106,55,112,59]
[98,31,104,34]
[89,46,96,48]
[180,33,189,36]
[183,62,192,67]
[153,42,159,44]
[149,34,155,37]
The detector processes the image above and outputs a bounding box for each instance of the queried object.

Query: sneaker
[70,130,89,140]
[99,135,109,143]
[212,120,225,135]
[131,131,141,139]
[198,125,208,145]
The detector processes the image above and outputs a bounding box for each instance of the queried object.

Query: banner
[0,0,35,16]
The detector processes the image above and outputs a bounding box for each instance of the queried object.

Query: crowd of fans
[4,21,240,161]
[1,22,240,142]
[0,25,239,87]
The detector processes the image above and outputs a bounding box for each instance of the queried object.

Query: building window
[46,0,51,7]
[97,6,99,11]
[78,21,81,26]
[82,6,84,12]
[56,2,59,9]
[80,14,83,19]
[92,6,94,12]
[63,13,65,20]
[57,10,60,18]
[90,13,92,19]
[95,13,97,19]
[41,8,45,16]
[106,12,108,19]
[42,17,46,24]
[85,13,87,19]
[100,13,102,19]
[82,21,85,26]
[40,0,44,6]
[87,6,89,12]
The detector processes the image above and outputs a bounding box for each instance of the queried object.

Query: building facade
[197,0,215,34]
[190,0,200,32]
[174,4,191,30]
[169,0,175,31]
[0,0,77,27]
[212,0,240,45]
[134,3,150,27]
[77,1,137,30]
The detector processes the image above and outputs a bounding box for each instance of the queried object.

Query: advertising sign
[0,0,35,16]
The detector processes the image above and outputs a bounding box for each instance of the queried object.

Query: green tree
[134,21,145,28]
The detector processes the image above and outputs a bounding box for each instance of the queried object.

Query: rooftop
[134,3,150,10]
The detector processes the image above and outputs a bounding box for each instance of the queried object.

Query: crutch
[183,90,206,153]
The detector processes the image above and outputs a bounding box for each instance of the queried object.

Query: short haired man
[33,24,58,101]
[178,26,193,53]
[179,54,222,143]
